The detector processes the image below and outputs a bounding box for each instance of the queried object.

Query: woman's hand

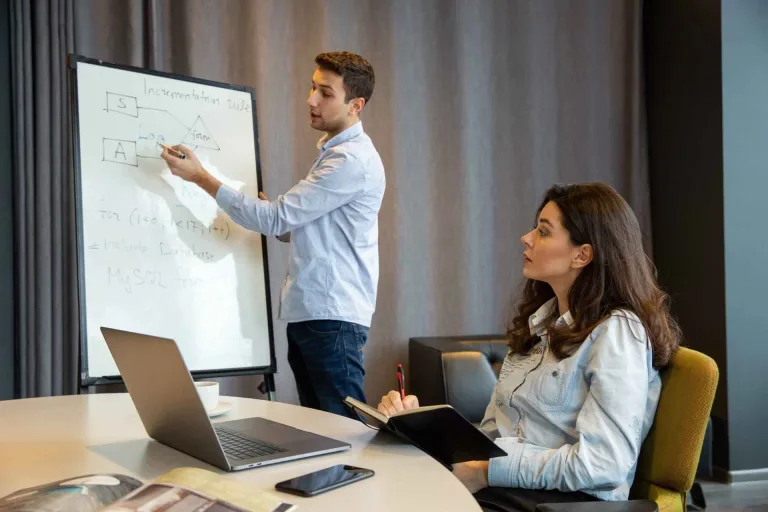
[452,461,490,494]
[377,390,419,416]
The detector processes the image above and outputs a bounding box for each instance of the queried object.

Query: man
[161,51,384,419]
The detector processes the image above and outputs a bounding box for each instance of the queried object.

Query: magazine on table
[0,467,296,512]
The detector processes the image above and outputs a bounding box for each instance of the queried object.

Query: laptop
[101,327,350,471]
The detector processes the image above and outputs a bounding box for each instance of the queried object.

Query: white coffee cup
[194,381,219,412]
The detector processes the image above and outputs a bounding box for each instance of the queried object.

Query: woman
[378,183,680,511]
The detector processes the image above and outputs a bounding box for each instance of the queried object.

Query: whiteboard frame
[67,54,277,387]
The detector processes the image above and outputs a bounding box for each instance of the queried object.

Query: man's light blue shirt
[215,122,385,327]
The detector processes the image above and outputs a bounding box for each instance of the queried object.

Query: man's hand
[451,461,490,494]
[377,390,419,416]
[260,192,291,243]
[160,144,206,182]
[160,144,221,197]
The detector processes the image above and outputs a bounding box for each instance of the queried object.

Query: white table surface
[0,394,481,511]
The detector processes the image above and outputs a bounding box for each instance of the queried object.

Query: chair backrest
[409,336,508,422]
[443,351,500,422]
[632,347,719,502]
[442,340,508,422]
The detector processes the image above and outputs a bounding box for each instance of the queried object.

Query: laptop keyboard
[214,426,287,460]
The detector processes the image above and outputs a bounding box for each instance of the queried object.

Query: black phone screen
[274,465,374,497]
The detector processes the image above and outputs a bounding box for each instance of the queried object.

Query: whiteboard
[69,56,275,382]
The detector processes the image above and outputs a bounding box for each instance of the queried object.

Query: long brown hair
[507,183,680,369]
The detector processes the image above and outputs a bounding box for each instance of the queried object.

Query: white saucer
[207,401,232,418]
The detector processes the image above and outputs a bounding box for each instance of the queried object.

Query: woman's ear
[572,244,593,269]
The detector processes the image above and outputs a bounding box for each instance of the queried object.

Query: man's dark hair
[315,51,375,105]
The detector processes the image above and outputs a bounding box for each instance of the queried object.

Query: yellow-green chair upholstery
[629,347,719,511]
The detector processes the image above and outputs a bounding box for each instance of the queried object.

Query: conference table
[0,394,481,511]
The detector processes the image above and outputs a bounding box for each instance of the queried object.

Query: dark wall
[0,0,16,400]
[721,0,768,472]
[646,0,768,474]
[644,0,730,469]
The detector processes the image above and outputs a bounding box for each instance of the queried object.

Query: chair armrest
[535,500,658,512]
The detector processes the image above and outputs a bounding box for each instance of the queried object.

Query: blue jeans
[286,320,368,419]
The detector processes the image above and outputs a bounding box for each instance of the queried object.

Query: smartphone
[274,465,374,497]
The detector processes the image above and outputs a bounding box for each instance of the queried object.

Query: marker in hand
[397,363,406,400]
[158,142,186,160]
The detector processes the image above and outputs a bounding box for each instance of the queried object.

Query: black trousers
[473,487,599,512]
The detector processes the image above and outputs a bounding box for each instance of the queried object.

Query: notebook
[344,397,506,468]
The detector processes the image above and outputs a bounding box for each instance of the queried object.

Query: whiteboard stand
[258,374,276,401]
[68,54,278,395]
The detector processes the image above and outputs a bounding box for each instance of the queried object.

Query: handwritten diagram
[101,92,220,167]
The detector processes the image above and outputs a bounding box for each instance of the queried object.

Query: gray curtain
[10,0,648,403]
[10,0,79,397]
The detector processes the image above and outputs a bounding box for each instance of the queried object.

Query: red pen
[396,363,406,400]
